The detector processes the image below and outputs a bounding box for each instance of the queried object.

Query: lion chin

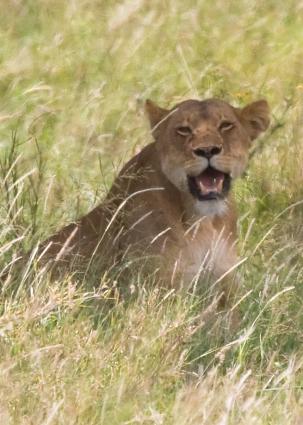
[191,199,229,218]
[30,96,269,307]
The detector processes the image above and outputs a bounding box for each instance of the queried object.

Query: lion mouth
[187,167,231,201]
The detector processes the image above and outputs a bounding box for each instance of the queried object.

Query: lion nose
[193,145,222,159]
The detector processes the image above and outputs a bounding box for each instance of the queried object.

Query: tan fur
[35,97,270,294]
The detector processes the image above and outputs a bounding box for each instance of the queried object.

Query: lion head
[146,97,270,216]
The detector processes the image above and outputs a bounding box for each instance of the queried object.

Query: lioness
[34,97,270,296]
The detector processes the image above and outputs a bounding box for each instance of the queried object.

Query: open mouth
[187,167,231,201]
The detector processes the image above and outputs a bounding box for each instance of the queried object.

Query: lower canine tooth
[198,181,207,193]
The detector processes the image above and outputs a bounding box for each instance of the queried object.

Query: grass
[1,0,303,423]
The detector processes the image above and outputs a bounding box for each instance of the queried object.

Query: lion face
[146,98,269,214]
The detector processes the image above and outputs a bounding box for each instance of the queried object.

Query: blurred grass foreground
[0,1,303,424]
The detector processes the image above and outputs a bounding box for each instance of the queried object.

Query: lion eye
[176,126,192,136]
[219,121,235,132]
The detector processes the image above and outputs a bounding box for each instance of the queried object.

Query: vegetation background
[0,0,303,423]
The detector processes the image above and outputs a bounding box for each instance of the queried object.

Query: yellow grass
[0,0,303,423]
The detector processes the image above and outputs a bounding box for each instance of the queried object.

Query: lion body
[36,97,270,292]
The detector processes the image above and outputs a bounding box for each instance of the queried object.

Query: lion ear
[145,99,169,134]
[238,100,270,140]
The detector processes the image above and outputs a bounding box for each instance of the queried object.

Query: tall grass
[0,0,303,423]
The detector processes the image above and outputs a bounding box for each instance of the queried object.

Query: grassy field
[1,0,303,423]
